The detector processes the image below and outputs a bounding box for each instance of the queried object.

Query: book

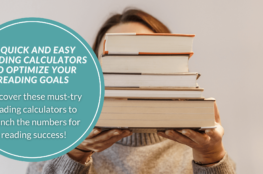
[95,98,216,131]
[97,32,215,132]
[105,87,203,99]
[104,73,200,88]
[103,33,194,56]
[102,54,190,73]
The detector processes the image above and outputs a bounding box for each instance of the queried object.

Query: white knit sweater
[26,133,236,174]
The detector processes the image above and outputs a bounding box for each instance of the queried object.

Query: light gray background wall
[0,0,262,173]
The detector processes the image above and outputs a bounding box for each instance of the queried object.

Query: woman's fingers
[98,130,132,145]
[181,129,211,145]
[158,129,221,147]
[86,128,103,139]
[86,130,132,152]
[158,130,196,148]
[90,129,124,144]
[205,124,224,141]
[105,130,132,143]
[94,130,132,152]
[81,129,122,149]
[72,129,133,159]
[82,129,131,148]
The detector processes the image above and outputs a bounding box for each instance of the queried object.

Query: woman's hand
[158,102,225,166]
[67,128,132,164]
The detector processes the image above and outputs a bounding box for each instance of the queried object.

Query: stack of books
[96,33,216,132]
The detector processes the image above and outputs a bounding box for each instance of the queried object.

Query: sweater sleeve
[192,153,236,174]
[42,154,92,174]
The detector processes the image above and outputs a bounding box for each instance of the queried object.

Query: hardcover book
[102,54,190,73]
[103,33,194,56]
[104,73,200,88]
[105,87,204,99]
[96,98,216,132]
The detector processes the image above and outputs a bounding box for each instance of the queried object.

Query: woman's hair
[92,8,171,57]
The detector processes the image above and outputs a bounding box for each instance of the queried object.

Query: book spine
[103,40,108,55]
[103,36,194,57]
[136,33,195,37]
[105,33,195,37]
[106,33,136,36]
[139,52,194,57]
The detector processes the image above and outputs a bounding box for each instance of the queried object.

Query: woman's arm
[192,152,236,174]
[158,102,236,173]
[40,129,132,174]
[68,128,132,164]
[41,154,92,174]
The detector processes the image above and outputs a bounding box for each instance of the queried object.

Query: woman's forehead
[106,22,154,33]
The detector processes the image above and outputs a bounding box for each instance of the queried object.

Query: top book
[103,33,195,56]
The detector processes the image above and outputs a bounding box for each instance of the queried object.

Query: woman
[27,9,236,174]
